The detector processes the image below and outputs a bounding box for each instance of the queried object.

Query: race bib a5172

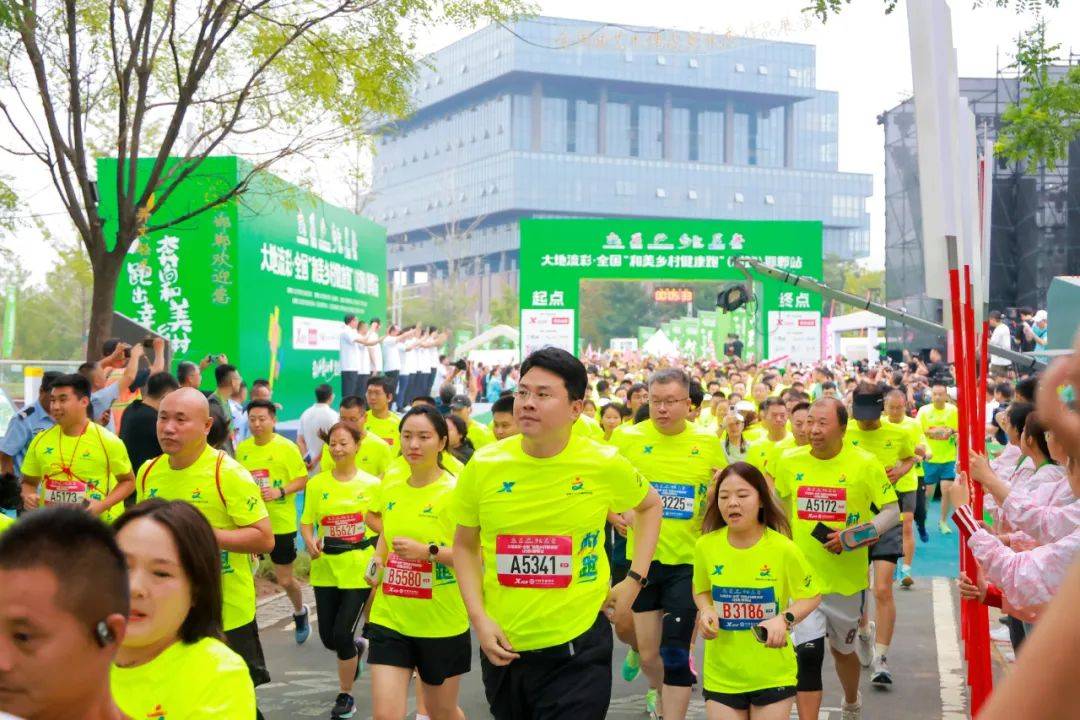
[796,486,847,522]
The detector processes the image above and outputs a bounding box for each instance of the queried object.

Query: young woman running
[366,405,470,720]
[693,462,821,720]
[301,422,383,720]
[110,499,256,719]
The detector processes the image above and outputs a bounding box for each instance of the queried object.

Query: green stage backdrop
[519,219,823,361]
[103,156,386,418]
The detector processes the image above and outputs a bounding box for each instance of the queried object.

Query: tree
[807,0,1057,22]
[0,0,526,359]
[822,253,884,310]
[488,282,519,327]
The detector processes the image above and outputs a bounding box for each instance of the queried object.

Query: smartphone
[141,337,155,349]
[840,523,879,551]
[752,625,768,643]
[810,522,833,545]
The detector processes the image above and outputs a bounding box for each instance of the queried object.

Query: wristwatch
[783,611,796,630]
[427,543,440,562]
[278,488,287,500]
[626,569,650,588]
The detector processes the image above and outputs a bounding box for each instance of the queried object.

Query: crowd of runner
[0,328,1078,720]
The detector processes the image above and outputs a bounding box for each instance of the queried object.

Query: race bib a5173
[43,477,87,505]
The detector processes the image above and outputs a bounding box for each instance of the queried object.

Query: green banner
[637,325,656,348]
[519,219,822,361]
[103,156,387,418]
[1,284,15,359]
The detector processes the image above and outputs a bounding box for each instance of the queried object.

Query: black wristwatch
[626,569,650,588]
[783,611,796,629]
[278,488,287,500]
[427,543,440,562]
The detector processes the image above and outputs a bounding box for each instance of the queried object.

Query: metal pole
[731,255,1045,370]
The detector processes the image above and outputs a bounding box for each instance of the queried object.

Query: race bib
[321,513,365,543]
[796,486,847,522]
[250,469,270,490]
[43,476,87,505]
[382,553,433,599]
[495,534,572,589]
[712,586,777,630]
[654,482,695,520]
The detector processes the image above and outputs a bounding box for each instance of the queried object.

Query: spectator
[988,310,1013,376]
[119,372,180,480]
[297,384,338,473]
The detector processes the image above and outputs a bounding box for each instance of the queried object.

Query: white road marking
[932,577,969,719]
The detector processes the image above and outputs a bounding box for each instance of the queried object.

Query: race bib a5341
[495,534,572,589]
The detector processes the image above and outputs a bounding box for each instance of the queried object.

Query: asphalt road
[254,576,979,720]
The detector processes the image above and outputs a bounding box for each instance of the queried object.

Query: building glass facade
[368,17,873,307]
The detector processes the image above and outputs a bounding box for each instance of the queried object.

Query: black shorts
[704,685,796,710]
[269,532,297,565]
[481,612,613,720]
[224,619,271,686]
[869,523,904,564]
[632,561,695,613]
[364,623,471,686]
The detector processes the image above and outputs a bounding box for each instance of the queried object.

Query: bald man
[136,387,275,700]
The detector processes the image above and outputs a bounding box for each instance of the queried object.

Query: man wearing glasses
[612,368,728,720]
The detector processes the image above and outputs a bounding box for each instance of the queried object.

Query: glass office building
[882,73,1080,352]
[368,16,872,308]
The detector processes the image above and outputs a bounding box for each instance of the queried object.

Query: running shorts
[269,532,298,565]
[704,686,796,709]
[923,461,956,484]
[365,623,471,686]
[806,591,866,654]
[896,489,917,514]
[224,619,271,686]
[632,561,695,613]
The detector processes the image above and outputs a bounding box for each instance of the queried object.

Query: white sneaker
[841,691,862,720]
[990,625,1011,642]
[856,621,876,667]
[871,655,893,686]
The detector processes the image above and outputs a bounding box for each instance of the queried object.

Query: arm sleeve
[449,460,481,527]
[967,528,1080,608]
[609,454,649,513]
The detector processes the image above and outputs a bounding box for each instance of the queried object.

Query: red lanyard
[56,422,91,479]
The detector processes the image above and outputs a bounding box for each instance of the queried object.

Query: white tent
[642,329,680,358]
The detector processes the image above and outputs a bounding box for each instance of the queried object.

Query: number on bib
[495,535,573,588]
[321,513,365,543]
[796,486,847,522]
[250,469,271,490]
[382,553,433,599]
[654,482,696,520]
[43,477,87,506]
[711,586,778,630]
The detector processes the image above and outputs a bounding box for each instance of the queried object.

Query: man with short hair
[745,396,793,479]
[917,383,959,533]
[209,364,242,456]
[297,384,338,473]
[364,375,401,449]
[772,399,900,720]
[136,387,274,699]
[119,371,180,479]
[20,374,135,522]
[490,394,519,441]
[176,352,225,391]
[379,325,417,410]
[988,311,1013,376]
[451,394,495,449]
[789,401,812,447]
[613,368,726,720]
[237,399,311,644]
[320,396,392,479]
[452,347,662,720]
[0,507,130,720]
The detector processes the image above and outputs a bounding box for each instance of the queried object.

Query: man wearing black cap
[450,394,495,449]
[845,383,915,689]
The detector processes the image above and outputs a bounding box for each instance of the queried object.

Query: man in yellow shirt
[745,397,793,480]
[884,389,929,584]
[320,396,392,478]
[450,394,496,449]
[490,394,519,441]
[845,385,915,688]
[236,399,311,644]
[364,376,401,449]
[916,382,959,534]
[772,399,899,720]
[614,369,726,720]
[20,374,134,521]
[136,388,274,698]
[452,347,662,720]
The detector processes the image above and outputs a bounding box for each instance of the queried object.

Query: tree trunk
[86,246,125,362]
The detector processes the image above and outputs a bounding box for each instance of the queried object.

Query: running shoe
[621,648,641,681]
[330,692,356,719]
[871,655,893,687]
[899,564,914,589]
[645,688,660,719]
[856,621,876,668]
[917,525,930,543]
[940,520,953,535]
[294,604,311,645]
[840,691,862,720]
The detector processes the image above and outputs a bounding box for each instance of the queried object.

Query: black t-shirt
[119,399,162,477]
[730,340,744,358]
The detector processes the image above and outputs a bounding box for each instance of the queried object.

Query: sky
[3,0,1078,281]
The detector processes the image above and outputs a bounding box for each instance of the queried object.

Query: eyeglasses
[514,388,556,402]
[651,397,690,409]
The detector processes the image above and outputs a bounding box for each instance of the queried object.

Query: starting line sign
[518,218,824,362]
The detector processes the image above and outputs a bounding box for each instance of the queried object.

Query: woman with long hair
[694,462,821,720]
[446,414,475,465]
[301,422,382,720]
[110,499,256,718]
[601,402,630,443]
[366,405,470,720]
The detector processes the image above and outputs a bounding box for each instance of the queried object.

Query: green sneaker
[621,648,641,682]
[646,688,660,718]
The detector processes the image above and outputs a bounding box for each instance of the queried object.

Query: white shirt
[339,325,361,372]
[404,342,420,374]
[298,402,339,471]
[382,336,401,372]
[368,331,382,373]
[425,346,439,371]
[989,323,1012,366]
[356,331,372,375]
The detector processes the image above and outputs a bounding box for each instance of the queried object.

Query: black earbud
[94,620,114,647]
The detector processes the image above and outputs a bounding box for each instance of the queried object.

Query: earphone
[94,620,114,647]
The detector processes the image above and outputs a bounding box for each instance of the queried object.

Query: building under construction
[880,67,1080,353]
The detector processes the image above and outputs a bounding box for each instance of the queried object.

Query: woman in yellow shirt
[366,405,470,720]
[301,422,382,720]
[693,462,821,719]
[110,499,256,720]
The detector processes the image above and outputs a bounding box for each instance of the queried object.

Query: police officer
[0,371,61,510]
